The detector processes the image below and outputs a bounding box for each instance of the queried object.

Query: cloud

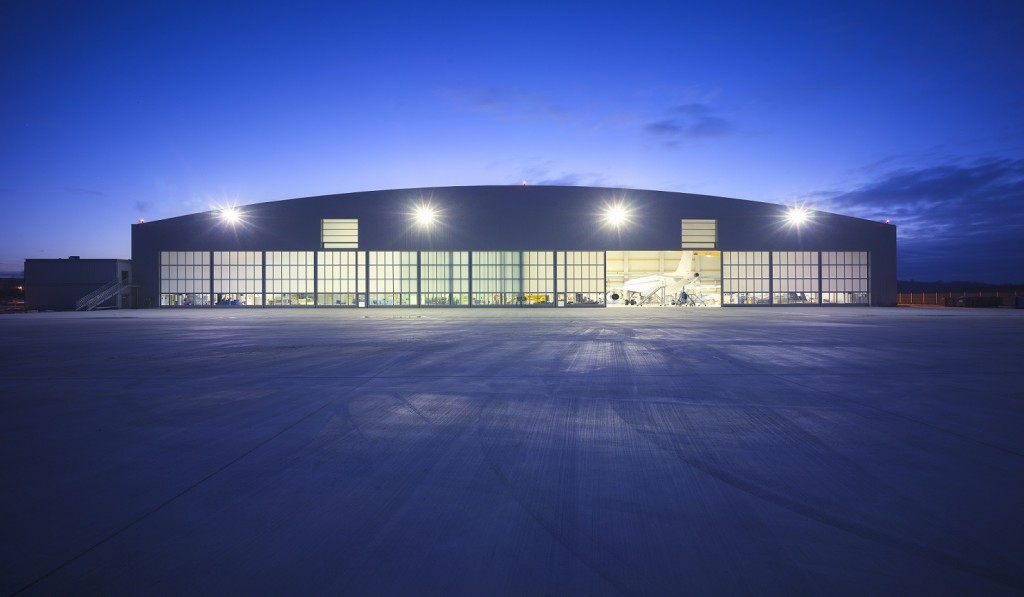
[685,116,732,139]
[822,158,1024,240]
[643,120,683,136]
[506,160,610,187]
[443,87,567,120]
[529,172,610,186]
[64,187,105,197]
[813,157,1024,281]
[642,103,735,146]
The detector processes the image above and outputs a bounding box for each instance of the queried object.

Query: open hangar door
[606,251,721,307]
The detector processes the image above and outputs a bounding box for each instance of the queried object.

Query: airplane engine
[608,291,622,302]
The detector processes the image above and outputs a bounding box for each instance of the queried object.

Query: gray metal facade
[131,185,897,307]
[25,258,132,311]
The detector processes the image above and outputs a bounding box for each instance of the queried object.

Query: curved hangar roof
[133,185,895,254]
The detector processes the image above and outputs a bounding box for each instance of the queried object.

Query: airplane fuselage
[608,252,701,305]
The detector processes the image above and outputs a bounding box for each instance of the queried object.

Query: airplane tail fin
[673,251,694,276]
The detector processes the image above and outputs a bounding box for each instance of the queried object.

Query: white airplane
[608,253,701,306]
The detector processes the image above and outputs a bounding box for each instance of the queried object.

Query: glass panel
[522,251,554,305]
[159,251,211,306]
[368,251,418,305]
[820,252,870,304]
[265,251,314,305]
[722,251,769,305]
[771,251,819,304]
[471,251,521,305]
[557,251,605,306]
[317,250,364,305]
[213,251,263,305]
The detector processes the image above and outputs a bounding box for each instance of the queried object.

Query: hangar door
[606,251,721,307]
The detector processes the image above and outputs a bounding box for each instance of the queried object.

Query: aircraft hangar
[130,185,897,308]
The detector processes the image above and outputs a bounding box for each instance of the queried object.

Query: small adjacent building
[24,257,132,311]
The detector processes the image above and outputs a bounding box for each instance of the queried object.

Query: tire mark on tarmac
[473,340,818,595]
[775,374,1024,460]
[613,399,1024,592]
[326,389,491,588]
[9,350,424,595]
[474,389,632,596]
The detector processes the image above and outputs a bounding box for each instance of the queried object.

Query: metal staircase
[75,280,123,311]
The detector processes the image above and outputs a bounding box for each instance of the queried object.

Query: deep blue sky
[2,1,1022,281]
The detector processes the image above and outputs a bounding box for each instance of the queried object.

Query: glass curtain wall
[822,251,870,304]
[522,251,554,305]
[471,251,521,305]
[317,250,365,306]
[722,251,770,305]
[160,251,210,306]
[557,251,605,305]
[772,251,820,304]
[159,249,869,308]
[420,251,470,305]
[265,251,314,305]
[368,251,418,305]
[213,251,263,305]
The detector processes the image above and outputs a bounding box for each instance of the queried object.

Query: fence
[898,290,1022,307]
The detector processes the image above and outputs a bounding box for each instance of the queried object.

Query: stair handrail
[75,280,122,311]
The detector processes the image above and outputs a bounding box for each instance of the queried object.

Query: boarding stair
[684,292,707,306]
[75,280,124,311]
[638,285,666,306]
[679,278,707,307]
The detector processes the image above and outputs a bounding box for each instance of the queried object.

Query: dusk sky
[2,1,1022,282]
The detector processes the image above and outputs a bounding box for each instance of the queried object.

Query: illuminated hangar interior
[131,186,896,308]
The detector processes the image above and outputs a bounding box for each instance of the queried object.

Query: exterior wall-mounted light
[784,206,812,227]
[603,203,630,228]
[219,206,243,225]
[414,205,437,226]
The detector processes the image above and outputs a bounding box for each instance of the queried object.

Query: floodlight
[785,206,810,227]
[605,204,629,227]
[414,205,437,226]
[220,206,242,225]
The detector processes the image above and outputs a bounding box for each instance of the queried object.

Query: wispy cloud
[812,157,1024,281]
[644,120,684,136]
[501,159,611,187]
[642,103,735,146]
[529,172,611,186]
[821,158,1024,240]
[443,87,567,120]
[64,187,105,197]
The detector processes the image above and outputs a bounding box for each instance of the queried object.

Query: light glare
[605,204,628,227]
[414,205,436,225]
[220,206,242,224]
[785,206,810,226]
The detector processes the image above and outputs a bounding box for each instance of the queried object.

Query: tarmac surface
[1,306,1023,595]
